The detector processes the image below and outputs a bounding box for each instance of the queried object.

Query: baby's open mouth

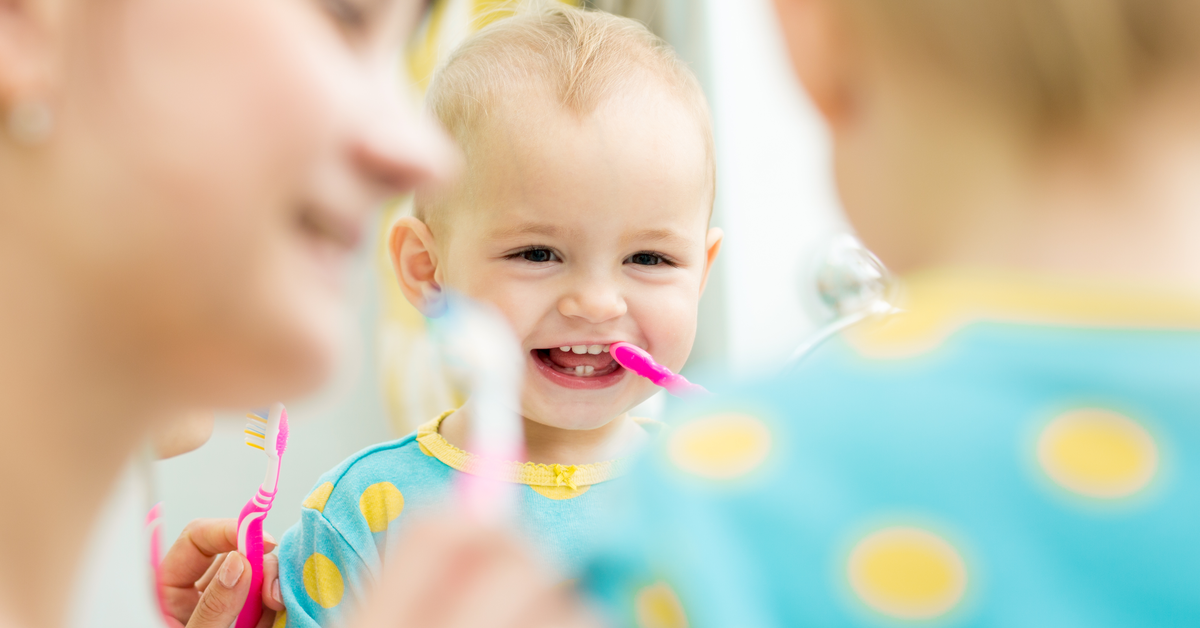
[533,345,621,377]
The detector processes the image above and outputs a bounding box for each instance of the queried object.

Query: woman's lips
[531,349,625,390]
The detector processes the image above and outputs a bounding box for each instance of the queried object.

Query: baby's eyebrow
[488,222,564,239]
[626,228,692,248]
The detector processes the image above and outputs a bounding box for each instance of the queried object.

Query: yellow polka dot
[272,609,287,628]
[302,554,344,609]
[848,527,967,620]
[359,482,405,533]
[531,484,591,500]
[635,581,688,628]
[1038,408,1158,499]
[667,413,771,480]
[302,482,334,512]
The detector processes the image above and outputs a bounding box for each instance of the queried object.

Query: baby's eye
[519,248,559,263]
[627,252,663,266]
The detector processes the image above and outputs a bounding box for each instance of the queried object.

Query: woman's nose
[351,79,460,199]
[558,280,628,324]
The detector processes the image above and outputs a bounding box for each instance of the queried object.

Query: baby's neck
[917,89,1200,286]
[520,414,649,466]
[440,406,649,467]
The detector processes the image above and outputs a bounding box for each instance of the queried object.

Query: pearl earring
[7,99,54,145]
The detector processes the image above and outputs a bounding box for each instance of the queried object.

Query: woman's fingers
[160,519,238,588]
[351,517,603,628]
[194,552,227,594]
[159,518,279,623]
[262,552,285,611]
[186,551,253,628]
[442,540,603,628]
[255,609,279,628]
[510,586,603,628]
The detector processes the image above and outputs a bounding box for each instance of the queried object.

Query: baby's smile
[399,84,720,433]
[532,344,624,389]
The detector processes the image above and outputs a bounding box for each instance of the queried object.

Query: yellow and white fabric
[278,410,657,628]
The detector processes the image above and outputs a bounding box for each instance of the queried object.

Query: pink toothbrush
[236,403,289,628]
[609,342,708,397]
[145,502,173,625]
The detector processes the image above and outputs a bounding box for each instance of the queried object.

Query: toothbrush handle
[662,374,709,397]
[145,503,173,625]
[235,488,274,628]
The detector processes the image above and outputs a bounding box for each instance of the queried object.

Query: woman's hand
[158,516,601,628]
[351,517,604,628]
[159,518,285,628]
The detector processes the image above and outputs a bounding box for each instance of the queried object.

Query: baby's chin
[520,396,640,432]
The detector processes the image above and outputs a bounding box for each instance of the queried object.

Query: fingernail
[263,532,277,545]
[219,551,245,588]
[272,580,283,605]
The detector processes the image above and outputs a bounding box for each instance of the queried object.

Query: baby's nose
[558,284,627,323]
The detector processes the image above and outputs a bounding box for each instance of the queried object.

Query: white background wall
[679,0,845,375]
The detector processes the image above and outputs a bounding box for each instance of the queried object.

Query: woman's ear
[772,0,857,128]
[389,216,444,316]
[699,227,723,296]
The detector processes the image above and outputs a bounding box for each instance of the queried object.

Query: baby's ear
[388,216,444,316]
[699,227,724,295]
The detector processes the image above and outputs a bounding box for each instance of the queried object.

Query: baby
[278,5,720,627]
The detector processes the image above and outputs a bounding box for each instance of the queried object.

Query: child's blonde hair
[415,3,713,229]
[841,0,1200,134]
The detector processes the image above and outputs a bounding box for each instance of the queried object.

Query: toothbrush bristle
[246,413,267,424]
[244,440,265,451]
[275,407,290,455]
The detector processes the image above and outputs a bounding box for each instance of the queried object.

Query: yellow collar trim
[846,268,1200,359]
[415,410,658,488]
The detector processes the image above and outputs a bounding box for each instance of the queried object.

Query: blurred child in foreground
[586,1,1200,626]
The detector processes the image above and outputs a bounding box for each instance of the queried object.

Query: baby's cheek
[642,295,699,368]
[457,276,544,341]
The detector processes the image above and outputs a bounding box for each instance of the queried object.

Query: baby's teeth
[603,345,610,352]
[585,365,595,375]
[571,345,588,354]
[575,365,585,375]
[560,346,571,352]
[587,345,602,355]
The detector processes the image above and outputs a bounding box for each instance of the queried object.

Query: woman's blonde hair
[842,0,1200,133]
[415,2,713,226]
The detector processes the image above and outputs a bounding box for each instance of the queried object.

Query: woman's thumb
[187,551,251,628]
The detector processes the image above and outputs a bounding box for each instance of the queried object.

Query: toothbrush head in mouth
[532,344,626,389]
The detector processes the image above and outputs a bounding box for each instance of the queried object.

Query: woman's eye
[628,252,663,266]
[318,0,368,30]
[520,249,558,263]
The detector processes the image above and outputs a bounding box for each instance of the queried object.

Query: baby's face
[438,91,718,430]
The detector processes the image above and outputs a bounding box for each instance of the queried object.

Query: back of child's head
[838,0,1200,137]
[414,2,713,233]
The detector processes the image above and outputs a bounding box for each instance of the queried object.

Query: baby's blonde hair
[415,2,713,229]
[841,0,1200,134]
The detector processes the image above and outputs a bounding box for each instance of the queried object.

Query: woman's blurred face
[10,0,454,405]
